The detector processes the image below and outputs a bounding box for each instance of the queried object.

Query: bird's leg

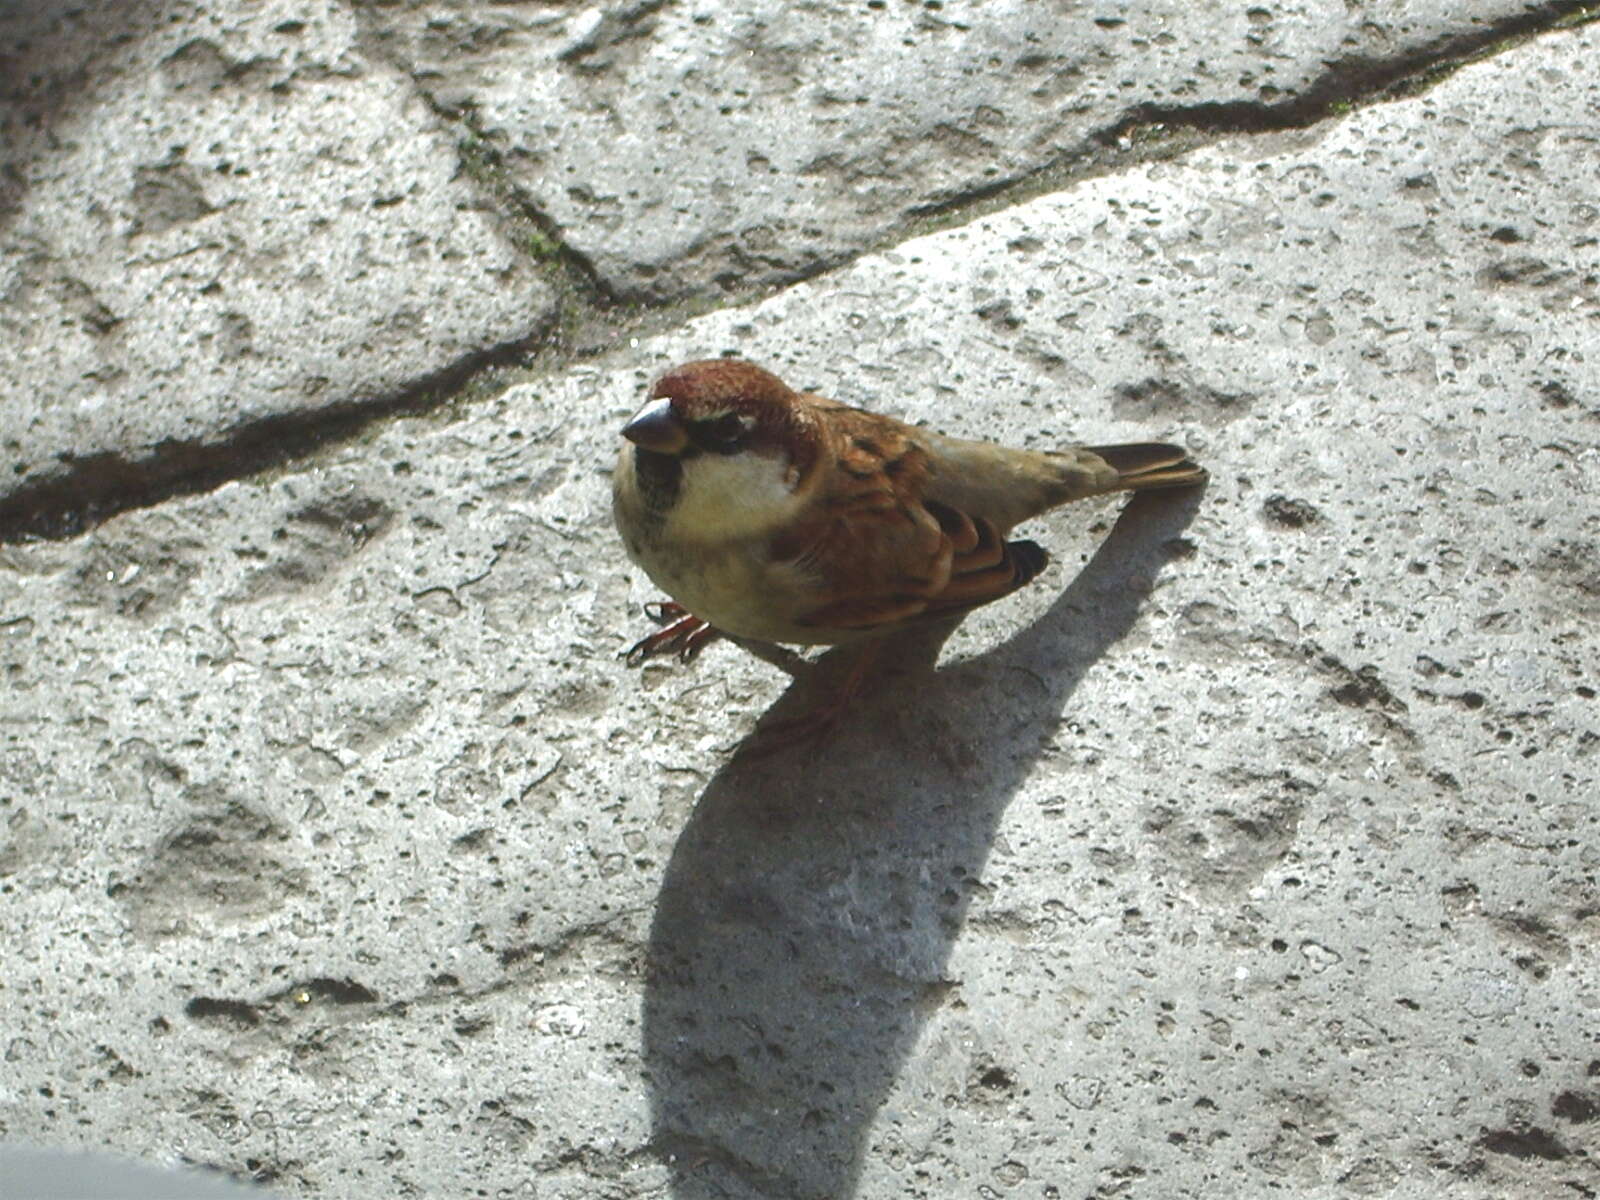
[743,639,881,755]
[724,635,810,677]
[624,602,723,666]
[643,600,688,626]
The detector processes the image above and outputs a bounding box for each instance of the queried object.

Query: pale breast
[614,442,837,645]
[631,537,832,645]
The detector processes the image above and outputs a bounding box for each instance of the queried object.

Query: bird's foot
[623,601,723,666]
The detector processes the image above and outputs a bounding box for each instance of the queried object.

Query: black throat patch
[632,447,691,524]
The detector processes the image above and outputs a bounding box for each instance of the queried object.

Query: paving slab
[3,20,1599,1200]
[359,0,1586,302]
[0,0,554,517]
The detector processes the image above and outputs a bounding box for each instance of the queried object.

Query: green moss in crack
[1125,121,1177,147]
[456,134,500,187]
[1553,2,1600,28]
[513,227,562,262]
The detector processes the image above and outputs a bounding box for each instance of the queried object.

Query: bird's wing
[771,399,1047,632]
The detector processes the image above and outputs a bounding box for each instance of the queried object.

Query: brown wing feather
[775,398,1046,634]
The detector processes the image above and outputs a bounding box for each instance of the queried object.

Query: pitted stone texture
[0,0,553,509]
[3,24,1598,1200]
[360,0,1579,302]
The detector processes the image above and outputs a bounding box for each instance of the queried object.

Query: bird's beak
[621,397,688,454]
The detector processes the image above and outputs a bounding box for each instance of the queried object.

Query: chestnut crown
[624,359,815,469]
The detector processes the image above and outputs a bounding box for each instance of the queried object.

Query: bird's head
[620,359,819,537]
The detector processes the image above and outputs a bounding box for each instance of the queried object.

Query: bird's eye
[696,412,749,453]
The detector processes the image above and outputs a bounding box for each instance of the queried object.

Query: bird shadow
[642,487,1204,1198]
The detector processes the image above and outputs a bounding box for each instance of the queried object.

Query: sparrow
[612,358,1205,735]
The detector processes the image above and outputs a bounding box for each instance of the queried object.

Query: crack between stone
[908,0,1599,223]
[345,2,622,311]
[1100,1,1599,139]
[417,103,623,315]
[454,117,623,312]
[0,321,552,545]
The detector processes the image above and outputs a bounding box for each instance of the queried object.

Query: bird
[612,358,1205,740]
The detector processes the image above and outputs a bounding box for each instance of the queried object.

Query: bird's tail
[1082,442,1208,492]
[919,433,1206,531]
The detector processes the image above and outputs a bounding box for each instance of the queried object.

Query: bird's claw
[624,603,722,666]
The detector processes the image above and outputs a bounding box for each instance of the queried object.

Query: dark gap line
[912,1,1597,223]
[0,322,552,545]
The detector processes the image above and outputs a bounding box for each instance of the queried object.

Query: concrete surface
[357,0,1598,302]
[0,0,555,524]
[2,6,1598,1200]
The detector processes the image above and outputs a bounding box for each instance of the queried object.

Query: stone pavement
[2,3,1597,1199]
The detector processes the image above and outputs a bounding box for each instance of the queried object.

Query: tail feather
[1086,442,1207,492]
